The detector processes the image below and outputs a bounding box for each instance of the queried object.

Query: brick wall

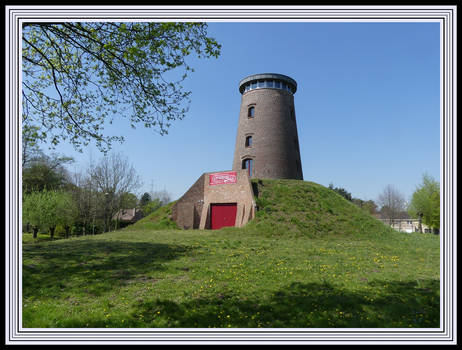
[172,170,255,230]
[171,174,205,229]
[232,87,303,180]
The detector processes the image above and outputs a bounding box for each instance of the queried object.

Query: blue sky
[50,21,440,204]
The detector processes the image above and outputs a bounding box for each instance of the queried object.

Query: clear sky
[48,21,441,204]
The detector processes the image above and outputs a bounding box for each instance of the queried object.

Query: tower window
[248,106,255,118]
[242,158,253,177]
[245,136,253,147]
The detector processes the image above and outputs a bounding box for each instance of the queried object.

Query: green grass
[129,201,179,231]
[22,179,440,328]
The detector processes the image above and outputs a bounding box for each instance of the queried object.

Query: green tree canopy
[22,22,221,152]
[23,190,77,239]
[139,192,152,208]
[141,198,162,217]
[408,173,440,231]
[328,183,352,201]
[119,192,139,209]
[22,152,74,193]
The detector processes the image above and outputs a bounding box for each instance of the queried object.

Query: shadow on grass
[23,239,193,298]
[125,279,439,328]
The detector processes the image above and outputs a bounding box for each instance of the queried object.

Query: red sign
[209,171,237,186]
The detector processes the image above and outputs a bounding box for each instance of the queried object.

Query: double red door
[210,203,237,230]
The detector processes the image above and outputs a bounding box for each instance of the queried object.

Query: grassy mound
[131,179,393,238]
[22,179,440,328]
[130,201,179,230]
[247,179,393,238]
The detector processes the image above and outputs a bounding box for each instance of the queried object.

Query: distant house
[112,208,143,228]
[377,218,432,233]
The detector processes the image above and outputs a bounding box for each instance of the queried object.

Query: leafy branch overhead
[22,22,221,152]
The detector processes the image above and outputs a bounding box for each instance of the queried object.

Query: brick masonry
[171,169,255,229]
[172,73,303,229]
[232,77,303,180]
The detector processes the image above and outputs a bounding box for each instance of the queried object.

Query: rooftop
[238,73,297,94]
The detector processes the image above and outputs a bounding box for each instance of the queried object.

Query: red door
[211,203,237,230]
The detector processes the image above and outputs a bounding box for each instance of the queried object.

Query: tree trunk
[32,226,38,239]
[50,226,55,240]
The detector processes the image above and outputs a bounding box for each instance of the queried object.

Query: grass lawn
[22,179,440,328]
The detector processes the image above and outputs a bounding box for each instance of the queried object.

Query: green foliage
[133,201,178,230]
[22,154,72,194]
[23,190,47,231]
[23,190,78,239]
[408,174,440,230]
[22,22,221,153]
[328,182,352,201]
[139,192,151,208]
[119,192,138,209]
[352,198,378,215]
[141,199,162,217]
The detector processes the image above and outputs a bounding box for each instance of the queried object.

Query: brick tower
[232,73,303,180]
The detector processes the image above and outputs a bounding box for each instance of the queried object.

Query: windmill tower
[232,73,303,180]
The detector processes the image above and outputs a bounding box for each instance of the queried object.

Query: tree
[408,174,440,234]
[68,168,99,235]
[139,190,172,217]
[377,184,406,225]
[139,192,151,208]
[142,198,165,217]
[119,192,139,209]
[22,22,221,153]
[149,189,172,207]
[22,151,74,193]
[362,200,378,216]
[23,191,46,238]
[23,163,65,194]
[352,198,378,216]
[23,190,77,239]
[328,183,352,201]
[90,152,142,232]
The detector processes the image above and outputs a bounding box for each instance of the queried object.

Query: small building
[171,170,256,230]
[112,208,143,227]
[378,218,431,233]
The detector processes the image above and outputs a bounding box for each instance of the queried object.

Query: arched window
[242,158,253,177]
[245,136,252,147]
[248,106,255,118]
